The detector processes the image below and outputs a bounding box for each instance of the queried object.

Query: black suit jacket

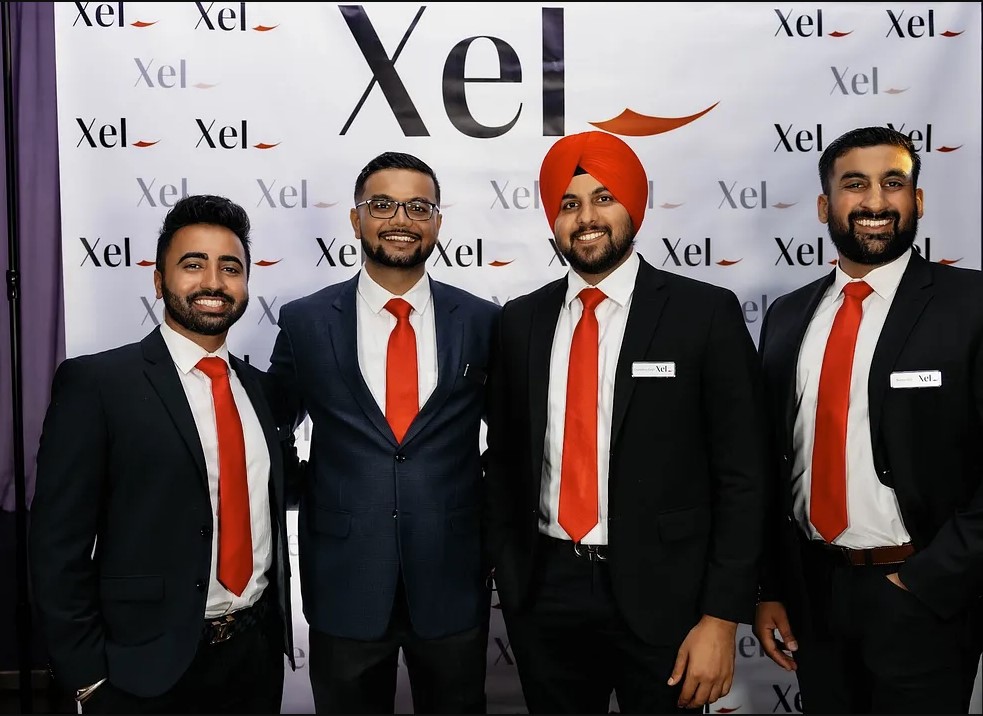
[484,255,768,646]
[759,252,983,626]
[29,328,295,698]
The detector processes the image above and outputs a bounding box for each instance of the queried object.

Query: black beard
[561,227,635,276]
[827,210,918,266]
[161,285,247,336]
[360,233,434,269]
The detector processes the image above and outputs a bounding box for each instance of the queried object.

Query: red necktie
[558,287,607,542]
[810,281,874,542]
[384,298,418,443]
[196,357,252,596]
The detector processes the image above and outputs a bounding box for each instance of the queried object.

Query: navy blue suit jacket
[269,274,500,640]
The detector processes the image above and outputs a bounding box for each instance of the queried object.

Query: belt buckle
[208,615,235,645]
[573,542,607,562]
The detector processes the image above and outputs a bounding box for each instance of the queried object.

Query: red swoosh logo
[942,30,964,37]
[133,140,159,148]
[136,260,155,267]
[193,83,219,89]
[255,259,282,267]
[939,258,962,265]
[314,201,338,208]
[131,21,157,28]
[660,202,685,209]
[829,30,853,37]
[772,202,797,209]
[885,87,909,95]
[715,707,741,714]
[717,258,742,266]
[254,25,279,32]
[254,142,280,150]
[489,260,514,267]
[938,145,962,153]
[589,103,718,136]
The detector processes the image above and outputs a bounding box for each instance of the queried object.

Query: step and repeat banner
[53,2,982,713]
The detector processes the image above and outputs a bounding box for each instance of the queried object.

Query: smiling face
[351,167,441,277]
[153,223,249,351]
[552,172,636,284]
[819,144,924,276]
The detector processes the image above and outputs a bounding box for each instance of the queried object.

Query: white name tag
[890,370,942,389]
[632,361,676,378]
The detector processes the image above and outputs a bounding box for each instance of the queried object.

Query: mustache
[186,289,234,305]
[849,210,900,222]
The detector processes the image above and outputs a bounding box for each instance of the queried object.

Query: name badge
[632,361,675,378]
[890,370,942,389]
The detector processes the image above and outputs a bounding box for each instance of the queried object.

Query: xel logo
[74,2,156,28]
[194,2,278,32]
[341,5,716,138]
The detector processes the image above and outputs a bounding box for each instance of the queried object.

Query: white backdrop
[52,3,982,712]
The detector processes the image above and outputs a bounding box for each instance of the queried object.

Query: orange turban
[539,131,648,233]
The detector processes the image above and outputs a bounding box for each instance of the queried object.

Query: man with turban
[484,131,768,713]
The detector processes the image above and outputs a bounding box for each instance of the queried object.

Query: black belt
[540,533,609,562]
[202,591,271,645]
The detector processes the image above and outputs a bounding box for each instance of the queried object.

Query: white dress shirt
[792,248,913,548]
[159,322,272,617]
[356,268,438,416]
[540,250,639,545]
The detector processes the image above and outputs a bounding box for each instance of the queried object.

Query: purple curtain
[1,1,62,513]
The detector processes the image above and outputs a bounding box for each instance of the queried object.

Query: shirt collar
[564,249,640,309]
[159,321,231,376]
[832,247,912,301]
[358,268,432,316]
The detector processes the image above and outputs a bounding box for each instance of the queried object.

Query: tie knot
[196,356,228,380]
[842,281,874,301]
[578,287,606,312]
[385,297,413,321]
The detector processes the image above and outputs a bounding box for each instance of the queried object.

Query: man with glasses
[268,151,500,714]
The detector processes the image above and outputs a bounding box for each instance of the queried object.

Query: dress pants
[308,575,488,714]
[82,599,285,714]
[794,537,975,714]
[503,533,701,715]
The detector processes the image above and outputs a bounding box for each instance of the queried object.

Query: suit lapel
[868,254,933,445]
[141,328,208,486]
[232,356,283,515]
[529,279,566,485]
[611,259,668,444]
[401,279,462,446]
[781,273,834,452]
[328,276,395,444]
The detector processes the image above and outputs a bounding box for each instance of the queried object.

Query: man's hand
[668,615,737,709]
[886,572,909,591]
[753,600,798,671]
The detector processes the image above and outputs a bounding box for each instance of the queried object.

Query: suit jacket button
[395,453,407,463]
[195,580,206,592]
[392,510,398,519]
[200,526,211,538]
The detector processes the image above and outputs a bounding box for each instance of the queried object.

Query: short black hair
[818,126,921,195]
[155,194,252,275]
[353,151,441,205]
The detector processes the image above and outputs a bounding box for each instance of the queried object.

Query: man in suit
[268,151,499,714]
[483,131,768,713]
[29,194,295,713]
[753,125,983,713]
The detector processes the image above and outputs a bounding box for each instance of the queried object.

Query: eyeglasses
[355,198,439,221]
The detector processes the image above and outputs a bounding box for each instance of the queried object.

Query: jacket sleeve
[29,357,109,691]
